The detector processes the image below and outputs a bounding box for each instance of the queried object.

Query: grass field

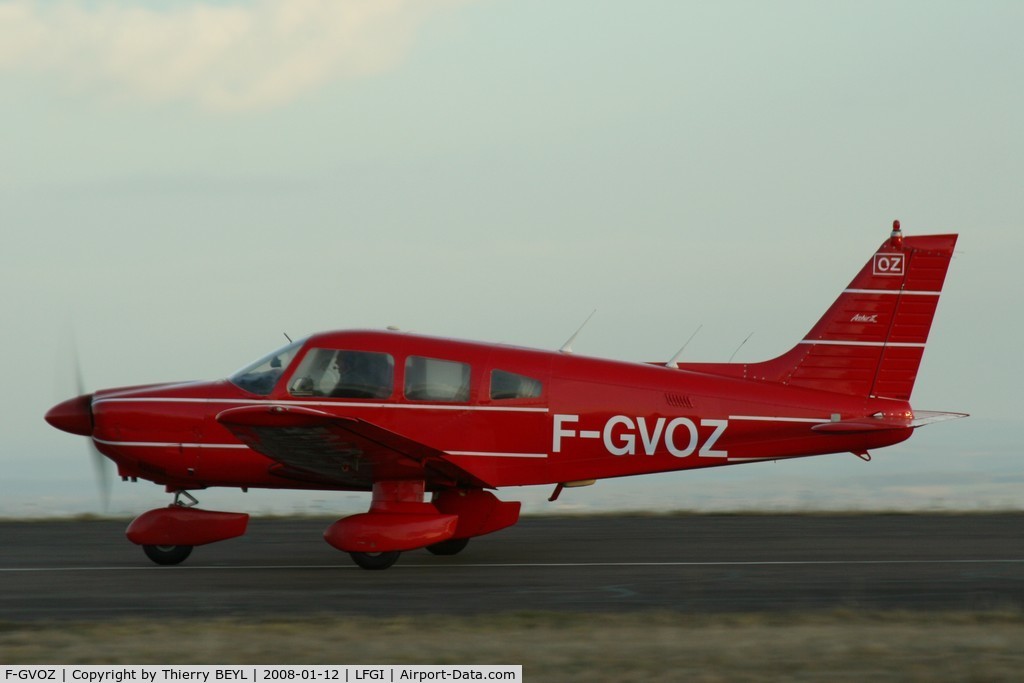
[3,610,1023,682]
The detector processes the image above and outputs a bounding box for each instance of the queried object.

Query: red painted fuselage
[84,330,914,493]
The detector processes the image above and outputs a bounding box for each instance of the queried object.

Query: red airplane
[46,223,964,569]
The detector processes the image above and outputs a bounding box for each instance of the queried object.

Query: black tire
[143,544,193,566]
[350,551,401,570]
[426,537,470,556]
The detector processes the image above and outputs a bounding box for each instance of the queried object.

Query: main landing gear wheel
[426,537,470,556]
[350,551,401,570]
[143,544,194,566]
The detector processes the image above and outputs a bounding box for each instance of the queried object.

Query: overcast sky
[2,1,1021,518]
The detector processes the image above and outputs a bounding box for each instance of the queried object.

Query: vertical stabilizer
[684,223,958,400]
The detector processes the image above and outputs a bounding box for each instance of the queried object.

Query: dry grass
[3,611,1023,682]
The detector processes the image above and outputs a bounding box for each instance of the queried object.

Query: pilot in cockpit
[331,351,390,399]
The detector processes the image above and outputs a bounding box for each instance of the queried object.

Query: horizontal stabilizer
[908,410,970,427]
[811,417,912,433]
[811,410,968,433]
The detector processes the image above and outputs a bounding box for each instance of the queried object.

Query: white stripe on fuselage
[843,288,941,296]
[798,340,926,348]
[92,437,548,458]
[92,396,548,413]
[728,415,830,423]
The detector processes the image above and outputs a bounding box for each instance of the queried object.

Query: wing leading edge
[216,405,492,489]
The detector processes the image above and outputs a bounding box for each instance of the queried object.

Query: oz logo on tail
[873,253,905,276]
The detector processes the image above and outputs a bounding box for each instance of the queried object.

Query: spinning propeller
[46,348,111,511]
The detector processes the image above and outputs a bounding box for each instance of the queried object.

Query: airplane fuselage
[88,329,912,493]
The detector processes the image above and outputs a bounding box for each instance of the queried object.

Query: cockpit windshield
[228,338,304,395]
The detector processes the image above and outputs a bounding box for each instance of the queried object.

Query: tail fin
[686,223,958,400]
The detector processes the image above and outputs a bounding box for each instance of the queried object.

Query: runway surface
[2,514,1022,621]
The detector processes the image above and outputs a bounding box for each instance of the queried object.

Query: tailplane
[684,222,958,400]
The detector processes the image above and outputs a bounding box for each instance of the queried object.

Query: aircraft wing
[216,405,492,489]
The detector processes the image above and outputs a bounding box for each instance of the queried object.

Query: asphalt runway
[2,514,1022,621]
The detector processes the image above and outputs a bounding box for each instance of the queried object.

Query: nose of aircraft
[45,394,94,436]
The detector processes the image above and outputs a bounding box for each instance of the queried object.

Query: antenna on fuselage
[728,331,754,363]
[283,332,293,343]
[559,310,596,354]
[666,324,703,369]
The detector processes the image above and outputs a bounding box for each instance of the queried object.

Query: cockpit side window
[229,339,304,396]
[404,356,471,402]
[288,348,394,399]
[490,369,543,400]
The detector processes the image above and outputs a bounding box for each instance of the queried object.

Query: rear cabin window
[288,349,394,399]
[490,369,543,400]
[404,356,471,402]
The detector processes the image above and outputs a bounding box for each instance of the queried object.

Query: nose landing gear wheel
[349,551,401,570]
[143,544,194,566]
